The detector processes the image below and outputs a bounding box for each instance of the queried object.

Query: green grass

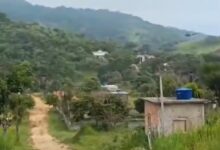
[154,110,220,150]
[0,116,33,150]
[128,96,139,110]
[48,110,76,147]
[154,124,220,150]
[49,108,220,150]
[48,110,131,150]
[176,39,220,54]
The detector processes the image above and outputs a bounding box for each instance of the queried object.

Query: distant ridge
[0,0,206,51]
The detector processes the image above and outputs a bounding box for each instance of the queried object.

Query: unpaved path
[29,96,70,150]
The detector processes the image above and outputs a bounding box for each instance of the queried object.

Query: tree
[0,111,13,138]
[0,12,9,22]
[45,93,59,107]
[163,74,180,97]
[90,94,129,129]
[184,82,204,98]
[201,63,220,101]
[0,79,9,113]
[81,77,101,93]
[103,71,123,84]
[6,62,34,141]
[134,74,157,97]
[134,99,145,113]
[69,98,90,122]
[9,94,34,141]
[56,89,91,123]
[139,44,151,54]
[0,78,12,138]
[7,62,33,93]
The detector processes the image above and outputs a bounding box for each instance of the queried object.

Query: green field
[0,116,32,150]
[48,110,131,150]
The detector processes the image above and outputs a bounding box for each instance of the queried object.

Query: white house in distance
[101,84,119,92]
[101,84,129,103]
[93,50,108,58]
[137,54,155,64]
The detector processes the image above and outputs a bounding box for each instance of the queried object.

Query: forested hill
[176,36,220,54]
[0,0,205,51]
[0,12,120,90]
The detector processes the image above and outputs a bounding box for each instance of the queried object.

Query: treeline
[0,62,34,143]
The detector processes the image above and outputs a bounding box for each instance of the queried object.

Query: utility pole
[159,73,165,136]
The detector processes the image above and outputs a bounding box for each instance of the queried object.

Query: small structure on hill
[141,88,208,136]
[93,50,108,58]
[101,85,129,103]
[136,54,155,64]
[111,91,129,103]
[101,84,119,92]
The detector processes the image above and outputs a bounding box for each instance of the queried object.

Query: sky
[26,0,220,36]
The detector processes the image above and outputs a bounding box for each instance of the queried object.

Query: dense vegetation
[176,36,220,54]
[0,116,32,150]
[0,9,220,150]
[45,50,220,150]
[0,12,123,91]
[0,62,34,150]
[0,12,220,101]
[0,0,205,51]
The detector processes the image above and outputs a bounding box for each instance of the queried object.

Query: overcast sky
[26,0,220,35]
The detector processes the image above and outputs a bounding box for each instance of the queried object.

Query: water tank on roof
[176,88,192,100]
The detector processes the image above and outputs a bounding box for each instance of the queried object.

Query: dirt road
[29,96,70,150]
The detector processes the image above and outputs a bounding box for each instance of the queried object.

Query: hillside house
[93,50,108,58]
[141,97,207,136]
[136,54,155,64]
[101,85,129,103]
[111,91,129,103]
[101,84,119,92]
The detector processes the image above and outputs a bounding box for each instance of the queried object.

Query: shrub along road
[29,96,70,150]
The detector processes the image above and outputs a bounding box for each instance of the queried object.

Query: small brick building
[141,97,206,136]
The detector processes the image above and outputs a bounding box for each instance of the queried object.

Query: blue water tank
[176,88,193,100]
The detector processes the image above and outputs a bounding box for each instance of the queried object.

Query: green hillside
[176,36,220,54]
[0,12,119,90]
[0,0,204,51]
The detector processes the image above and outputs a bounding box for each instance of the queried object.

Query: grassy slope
[176,39,220,54]
[0,116,32,150]
[154,123,220,150]
[48,110,130,150]
[154,110,220,150]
